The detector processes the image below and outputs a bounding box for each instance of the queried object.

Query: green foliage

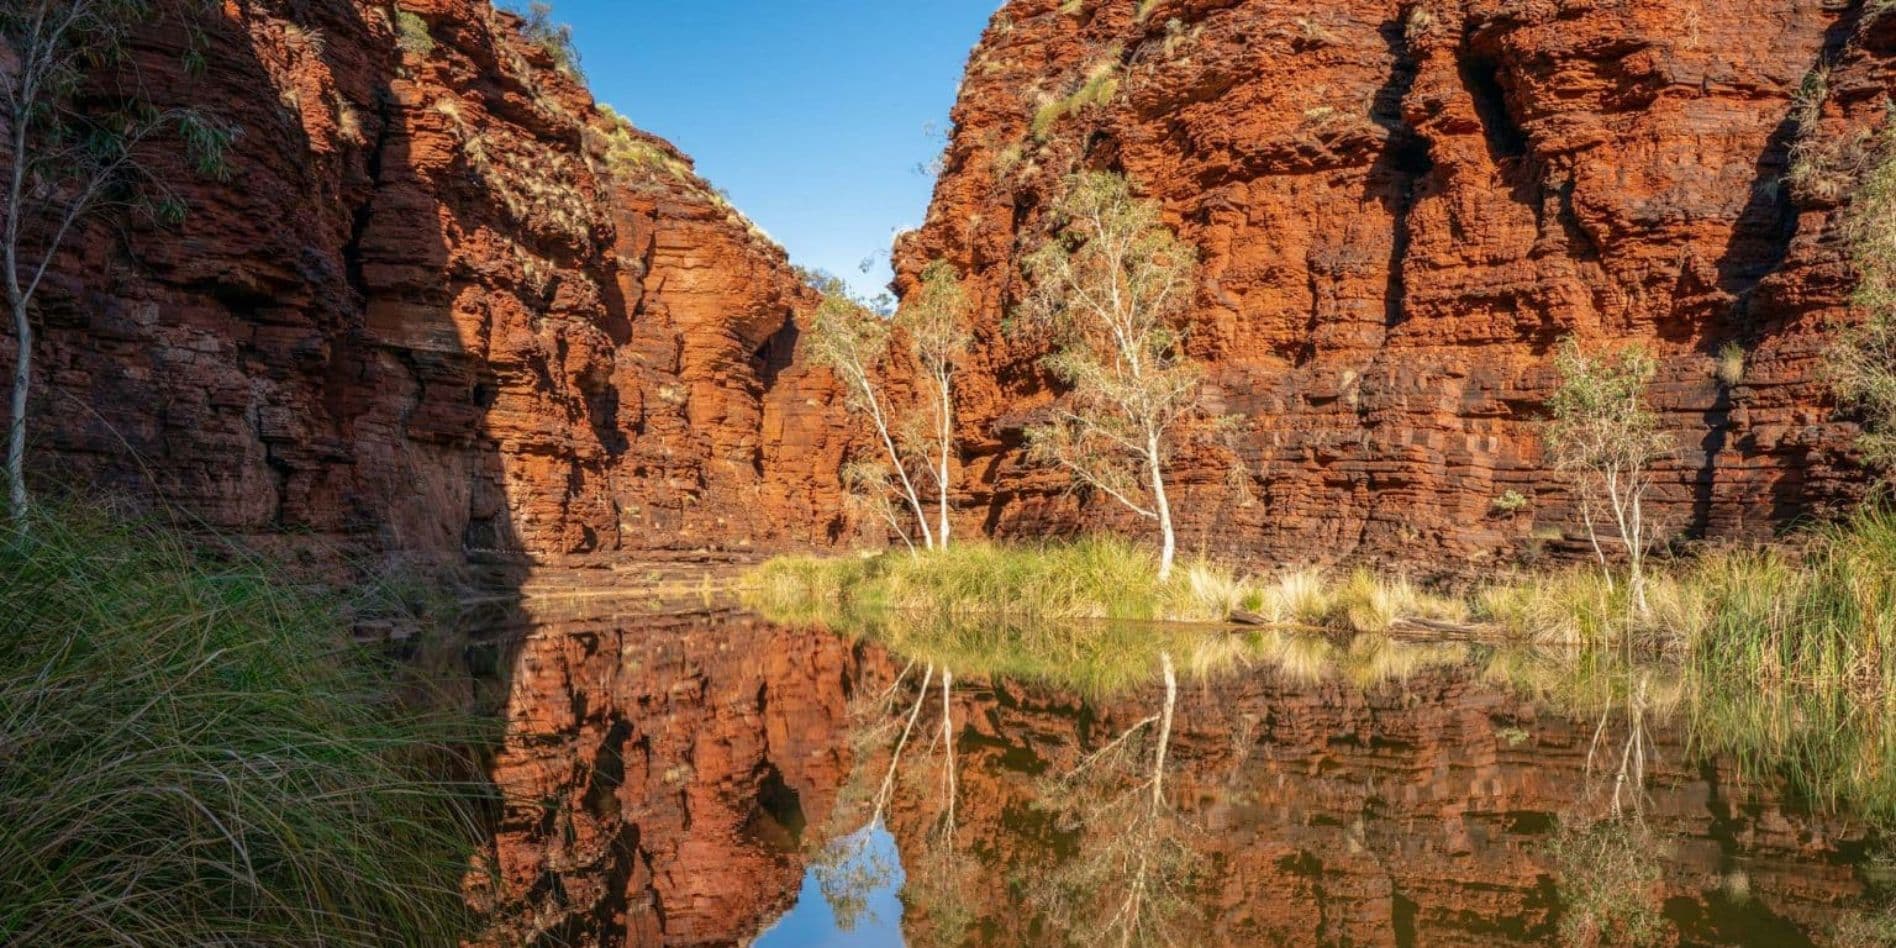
[897,260,972,372]
[747,537,1466,633]
[394,9,434,55]
[1826,108,1896,473]
[1494,489,1531,513]
[516,1,582,79]
[1545,336,1669,611]
[1715,340,1746,387]
[0,1,236,213]
[1031,47,1122,143]
[1547,820,1668,947]
[595,105,694,181]
[1017,172,1208,563]
[806,284,895,413]
[1782,67,1877,205]
[1547,339,1666,473]
[0,506,485,944]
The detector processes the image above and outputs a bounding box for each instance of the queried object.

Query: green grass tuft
[0,506,486,945]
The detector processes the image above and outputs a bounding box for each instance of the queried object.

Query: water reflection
[471,603,1893,946]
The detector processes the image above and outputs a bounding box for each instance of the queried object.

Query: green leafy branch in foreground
[0,506,488,946]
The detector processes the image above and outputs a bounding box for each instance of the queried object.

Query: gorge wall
[897,0,1896,568]
[10,0,1895,573]
[2,0,855,567]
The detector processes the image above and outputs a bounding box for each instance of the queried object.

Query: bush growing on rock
[1546,338,1670,618]
[1826,110,1896,475]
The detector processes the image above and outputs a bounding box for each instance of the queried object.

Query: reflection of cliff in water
[468,604,877,946]
[471,606,1888,946]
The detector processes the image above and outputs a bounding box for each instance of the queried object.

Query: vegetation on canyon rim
[0,507,487,944]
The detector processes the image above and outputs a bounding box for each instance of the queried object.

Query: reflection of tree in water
[1551,665,1670,947]
[810,822,896,933]
[808,660,973,940]
[1030,652,1203,947]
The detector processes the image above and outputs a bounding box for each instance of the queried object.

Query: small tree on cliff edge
[2,0,231,522]
[1546,338,1671,618]
[1018,171,1204,581]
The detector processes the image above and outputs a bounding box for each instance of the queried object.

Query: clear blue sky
[545,0,1000,300]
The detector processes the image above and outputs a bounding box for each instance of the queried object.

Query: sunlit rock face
[472,609,1884,946]
[471,609,867,945]
[896,0,1896,570]
[5,0,853,564]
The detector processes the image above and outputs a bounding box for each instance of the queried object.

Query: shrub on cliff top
[0,507,485,945]
[515,1,582,79]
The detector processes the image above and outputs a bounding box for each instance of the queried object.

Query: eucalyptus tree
[895,260,971,548]
[808,281,935,550]
[1018,171,1204,580]
[1546,338,1670,617]
[808,263,970,552]
[2,0,230,520]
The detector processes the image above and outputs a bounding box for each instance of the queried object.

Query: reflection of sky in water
[755,823,907,947]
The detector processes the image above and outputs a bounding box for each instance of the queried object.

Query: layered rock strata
[2,0,852,565]
[896,0,1896,567]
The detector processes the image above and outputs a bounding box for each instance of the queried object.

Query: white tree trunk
[5,74,33,523]
[5,295,27,519]
[940,667,956,839]
[937,379,952,548]
[1150,651,1176,810]
[857,374,933,550]
[1147,432,1175,581]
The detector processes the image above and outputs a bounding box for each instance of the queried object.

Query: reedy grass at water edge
[749,512,1896,822]
[747,534,1467,630]
[0,507,488,946]
[754,511,1896,673]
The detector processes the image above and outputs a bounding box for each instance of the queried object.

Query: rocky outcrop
[3,0,853,565]
[896,0,1896,568]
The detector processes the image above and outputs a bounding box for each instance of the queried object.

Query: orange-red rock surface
[895,0,1896,568]
[2,0,852,564]
[8,0,1895,570]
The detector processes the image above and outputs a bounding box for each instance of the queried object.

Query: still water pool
[464,602,1892,946]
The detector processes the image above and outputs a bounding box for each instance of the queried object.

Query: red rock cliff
[896,0,1896,568]
[1,0,854,563]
